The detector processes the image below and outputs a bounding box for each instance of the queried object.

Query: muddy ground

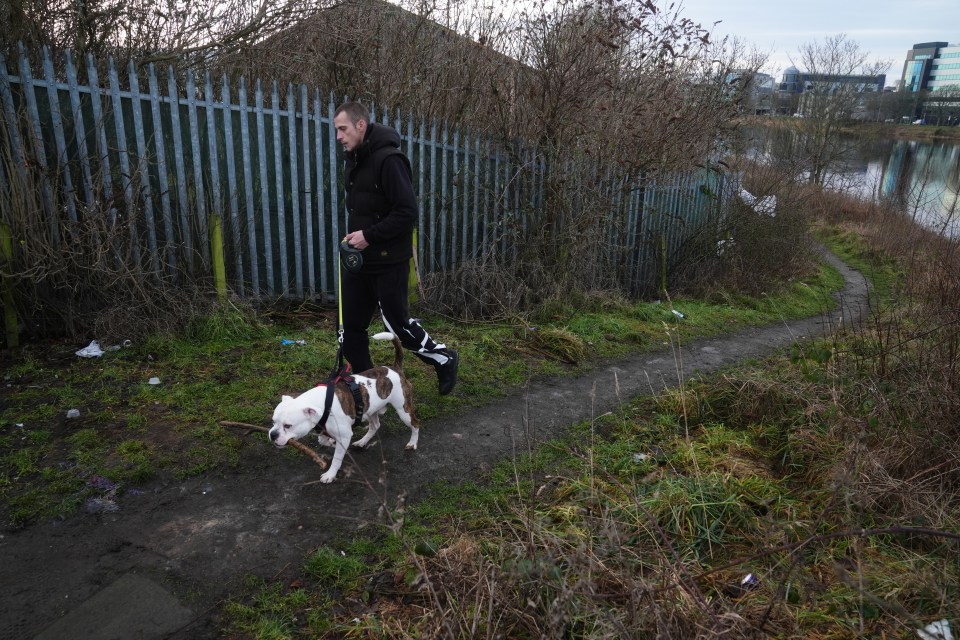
[0,251,869,640]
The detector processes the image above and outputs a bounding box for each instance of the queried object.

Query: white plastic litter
[148,377,161,385]
[672,309,686,319]
[918,620,953,640]
[739,187,777,217]
[66,409,80,419]
[740,573,760,590]
[75,340,105,358]
[717,238,735,256]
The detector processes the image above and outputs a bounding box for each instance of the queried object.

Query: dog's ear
[281,395,294,403]
[304,407,318,418]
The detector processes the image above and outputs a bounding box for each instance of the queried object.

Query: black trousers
[339,260,449,372]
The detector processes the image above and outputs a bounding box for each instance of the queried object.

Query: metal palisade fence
[0,44,728,302]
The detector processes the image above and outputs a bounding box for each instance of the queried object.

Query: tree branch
[220,420,328,470]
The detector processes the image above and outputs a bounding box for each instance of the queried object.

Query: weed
[524,326,587,363]
[4,447,45,477]
[112,440,156,484]
[185,302,270,344]
[304,546,366,591]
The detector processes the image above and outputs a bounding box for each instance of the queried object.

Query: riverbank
[841,120,960,142]
[743,115,960,142]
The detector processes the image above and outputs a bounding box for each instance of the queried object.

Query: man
[334,101,458,395]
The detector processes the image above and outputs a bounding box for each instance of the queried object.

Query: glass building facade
[900,42,960,92]
[777,67,885,94]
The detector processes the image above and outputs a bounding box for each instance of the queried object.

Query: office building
[778,66,886,94]
[899,42,960,92]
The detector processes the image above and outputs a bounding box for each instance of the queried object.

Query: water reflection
[743,127,960,238]
[868,140,960,236]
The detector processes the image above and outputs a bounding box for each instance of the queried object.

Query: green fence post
[210,214,227,302]
[409,228,420,305]
[1,223,19,349]
[659,232,668,299]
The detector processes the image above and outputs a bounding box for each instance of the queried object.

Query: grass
[0,260,842,529]
[211,216,960,638]
[220,333,960,638]
[14,212,956,636]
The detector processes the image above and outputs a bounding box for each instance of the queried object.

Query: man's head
[334,102,370,153]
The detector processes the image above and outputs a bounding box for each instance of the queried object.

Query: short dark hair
[335,101,370,125]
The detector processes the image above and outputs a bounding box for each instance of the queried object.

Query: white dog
[269,332,419,483]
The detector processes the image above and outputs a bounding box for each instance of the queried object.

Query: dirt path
[0,250,870,640]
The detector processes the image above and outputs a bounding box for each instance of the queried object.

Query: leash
[312,241,365,433]
[334,239,347,371]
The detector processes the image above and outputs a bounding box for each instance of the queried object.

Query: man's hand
[343,231,369,250]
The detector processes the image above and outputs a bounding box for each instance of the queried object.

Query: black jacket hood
[349,122,401,164]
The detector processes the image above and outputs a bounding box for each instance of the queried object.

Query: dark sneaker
[435,349,459,395]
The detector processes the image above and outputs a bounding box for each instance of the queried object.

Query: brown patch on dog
[333,379,376,422]
[333,385,356,419]
[375,373,393,399]
[402,378,419,426]
[359,383,370,412]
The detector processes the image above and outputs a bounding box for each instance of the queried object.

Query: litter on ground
[918,619,953,640]
[75,341,105,358]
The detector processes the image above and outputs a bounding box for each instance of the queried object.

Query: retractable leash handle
[333,239,363,375]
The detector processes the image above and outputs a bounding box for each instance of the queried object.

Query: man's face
[334,112,366,152]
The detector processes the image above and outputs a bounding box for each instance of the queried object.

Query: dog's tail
[372,332,404,370]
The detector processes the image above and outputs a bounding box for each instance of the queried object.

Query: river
[745,128,960,238]
[856,136,960,237]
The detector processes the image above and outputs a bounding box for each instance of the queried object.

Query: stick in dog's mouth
[219,420,328,470]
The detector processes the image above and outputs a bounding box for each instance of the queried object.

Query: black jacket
[343,123,417,268]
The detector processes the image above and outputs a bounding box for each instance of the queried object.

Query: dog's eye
[283,424,291,430]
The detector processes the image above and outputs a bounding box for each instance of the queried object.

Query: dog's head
[269,394,322,447]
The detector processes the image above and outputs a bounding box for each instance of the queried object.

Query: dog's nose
[269,429,279,442]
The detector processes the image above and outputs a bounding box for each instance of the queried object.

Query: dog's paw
[404,443,417,451]
[319,471,337,483]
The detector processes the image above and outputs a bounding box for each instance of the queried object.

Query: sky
[674,0,960,86]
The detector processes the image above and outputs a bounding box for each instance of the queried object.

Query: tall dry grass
[344,190,960,639]
[813,191,960,530]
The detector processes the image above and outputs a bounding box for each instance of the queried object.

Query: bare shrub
[397,504,754,638]
[2,0,774,333]
[420,169,636,320]
[669,160,818,297]
[1,0,329,72]
[0,136,220,344]
[807,188,960,534]
[237,0,767,309]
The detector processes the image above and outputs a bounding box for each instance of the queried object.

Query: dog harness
[312,365,365,432]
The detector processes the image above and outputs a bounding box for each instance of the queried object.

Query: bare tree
[791,34,890,185]
[922,85,960,125]
[0,0,337,70]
